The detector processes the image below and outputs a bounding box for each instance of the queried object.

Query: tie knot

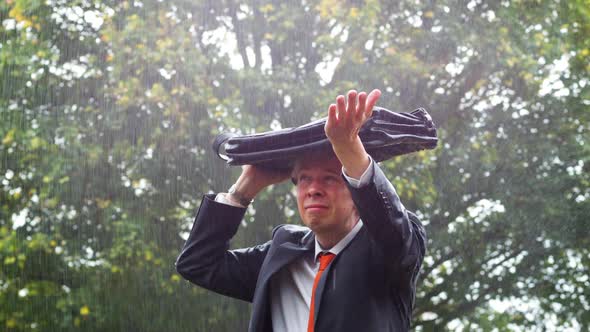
[318,252,336,271]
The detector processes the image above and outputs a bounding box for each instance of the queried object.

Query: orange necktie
[307,252,336,332]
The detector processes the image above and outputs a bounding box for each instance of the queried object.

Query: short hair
[290,150,340,185]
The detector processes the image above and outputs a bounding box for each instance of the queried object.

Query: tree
[1,0,588,331]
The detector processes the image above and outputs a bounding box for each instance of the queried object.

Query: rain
[0,0,588,331]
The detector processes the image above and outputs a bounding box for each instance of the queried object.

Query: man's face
[293,156,358,236]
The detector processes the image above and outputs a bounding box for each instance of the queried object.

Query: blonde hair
[290,150,340,185]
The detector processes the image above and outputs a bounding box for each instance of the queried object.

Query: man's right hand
[228,165,292,204]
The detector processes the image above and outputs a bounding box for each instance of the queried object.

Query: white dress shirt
[215,159,374,332]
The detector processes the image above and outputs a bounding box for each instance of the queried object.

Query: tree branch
[228,0,250,68]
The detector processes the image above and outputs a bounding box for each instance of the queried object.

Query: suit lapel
[258,232,315,286]
[250,230,314,332]
[312,226,365,326]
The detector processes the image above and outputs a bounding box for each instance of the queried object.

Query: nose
[306,180,325,197]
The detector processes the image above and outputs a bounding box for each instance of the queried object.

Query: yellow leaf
[260,3,274,13]
[4,256,16,265]
[30,137,44,150]
[6,318,17,328]
[317,0,339,18]
[45,198,58,208]
[9,5,32,27]
[424,11,434,18]
[80,305,90,316]
[118,95,130,107]
[2,128,16,145]
[96,198,111,209]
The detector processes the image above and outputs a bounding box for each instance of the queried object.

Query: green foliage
[0,0,588,331]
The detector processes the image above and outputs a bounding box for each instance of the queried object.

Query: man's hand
[324,89,381,178]
[228,165,291,204]
[325,89,381,146]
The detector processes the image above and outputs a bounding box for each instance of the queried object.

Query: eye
[299,174,312,184]
[324,175,339,184]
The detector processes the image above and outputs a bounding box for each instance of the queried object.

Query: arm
[175,195,269,302]
[326,89,426,280]
[346,161,426,281]
[325,89,377,178]
[175,163,291,302]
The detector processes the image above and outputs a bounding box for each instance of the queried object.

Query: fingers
[332,89,380,123]
[356,91,367,119]
[326,103,337,128]
[365,89,381,117]
[336,95,346,121]
[346,90,357,124]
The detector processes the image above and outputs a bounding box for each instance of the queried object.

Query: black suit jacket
[176,161,426,332]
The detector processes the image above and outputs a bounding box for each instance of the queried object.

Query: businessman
[176,89,427,331]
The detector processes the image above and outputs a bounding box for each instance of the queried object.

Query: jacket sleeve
[175,194,270,302]
[345,161,427,284]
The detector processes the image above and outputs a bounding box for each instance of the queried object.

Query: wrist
[331,136,366,159]
[228,183,254,206]
[331,138,370,178]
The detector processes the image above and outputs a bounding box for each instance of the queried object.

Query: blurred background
[0,0,588,331]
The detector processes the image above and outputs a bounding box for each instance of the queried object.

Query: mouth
[305,204,328,210]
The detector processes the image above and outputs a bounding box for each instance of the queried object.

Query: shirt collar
[314,219,363,262]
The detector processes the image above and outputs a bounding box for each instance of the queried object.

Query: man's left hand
[324,89,381,147]
[324,89,381,179]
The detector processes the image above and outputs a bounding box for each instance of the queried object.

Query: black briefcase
[213,106,438,170]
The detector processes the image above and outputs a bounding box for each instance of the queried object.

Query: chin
[306,220,335,235]
[302,217,323,230]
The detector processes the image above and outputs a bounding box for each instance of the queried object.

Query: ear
[290,164,298,185]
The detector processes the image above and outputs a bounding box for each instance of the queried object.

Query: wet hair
[290,151,340,185]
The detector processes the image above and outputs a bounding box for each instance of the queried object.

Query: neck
[315,217,359,249]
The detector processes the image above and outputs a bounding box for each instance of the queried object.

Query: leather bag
[213,106,438,170]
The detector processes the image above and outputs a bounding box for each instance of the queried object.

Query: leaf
[2,128,16,145]
[4,256,16,264]
[80,305,90,316]
[29,137,44,150]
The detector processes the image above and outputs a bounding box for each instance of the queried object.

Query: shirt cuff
[214,193,246,208]
[342,157,374,188]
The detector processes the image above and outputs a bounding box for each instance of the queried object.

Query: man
[176,89,427,332]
